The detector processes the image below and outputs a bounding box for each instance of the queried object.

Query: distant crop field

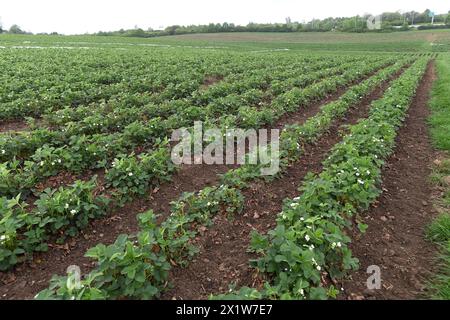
[1,29,450,52]
[147,30,450,52]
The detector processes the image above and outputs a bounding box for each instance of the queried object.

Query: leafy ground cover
[426,53,450,300]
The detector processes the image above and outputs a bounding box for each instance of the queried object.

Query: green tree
[164,25,180,35]
[9,24,25,34]
[382,11,403,25]
[446,13,450,25]
[125,28,147,38]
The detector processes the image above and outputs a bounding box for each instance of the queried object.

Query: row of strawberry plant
[0,48,254,120]
[71,57,393,206]
[212,57,430,300]
[31,56,411,299]
[43,58,361,135]
[34,56,351,141]
[0,141,175,270]
[34,184,244,299]
[227,58,397,130]
[1,58,389,200]
[1,54,361,164]
[1,50,344,121]
[220,57,412,189]
[0,57,397,269]
[0,51,270,157]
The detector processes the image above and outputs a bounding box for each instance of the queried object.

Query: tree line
[0,23,31,35]
[1,9,449,37]
[95,9,450,38]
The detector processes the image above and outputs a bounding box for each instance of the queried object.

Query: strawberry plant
[34,178,109,239]
[105,154,151,203]
[0,196,28,271]
[105,140,174,204]
[0,160,36,198]
[30,145,70,177]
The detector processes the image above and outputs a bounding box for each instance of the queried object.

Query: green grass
[427,53,450,300]
[429,54,450,150]
[426,214,450,300]
[428,214,450,243]
[147,30,450,52]
[428,242,450,300]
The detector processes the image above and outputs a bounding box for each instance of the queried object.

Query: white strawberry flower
[305,234,310,242]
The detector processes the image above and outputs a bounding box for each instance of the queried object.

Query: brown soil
[342,61,438,300]
[0,64,396,300]
[0,121,29,133]
[34,169,107,193]
[200,75,224,90]
[161,70,403,300]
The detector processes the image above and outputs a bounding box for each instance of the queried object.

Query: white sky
[0,0,448,34]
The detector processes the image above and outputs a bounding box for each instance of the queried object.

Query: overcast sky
[0,0,448,34]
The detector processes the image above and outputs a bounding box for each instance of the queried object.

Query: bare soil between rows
[0,65,401,300]
[342,61,438,300]
[0,120,29,133]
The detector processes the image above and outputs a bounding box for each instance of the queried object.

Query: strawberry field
[0,36,440,300]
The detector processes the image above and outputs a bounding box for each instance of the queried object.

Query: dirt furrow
[0,120,30,133]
